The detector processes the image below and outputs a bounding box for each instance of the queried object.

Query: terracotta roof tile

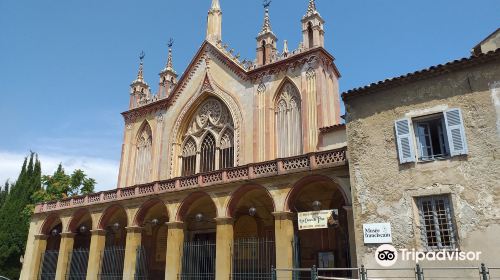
[342,48,500,101]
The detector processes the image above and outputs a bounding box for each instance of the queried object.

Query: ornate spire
[206,0,222,41]
[134,51,146,83]
[283,40,289,56]
[259,8,274,36]
[305,0,318,17]
[163,38,176,74]
[210,0,220,11]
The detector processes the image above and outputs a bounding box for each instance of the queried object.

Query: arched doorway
[67,210,92,280]
[135,199,169,279]
[40,215,62,280]
[178,192,217,280]
[287,176,351,278]
[228,185,276,280]
[98,205,128,280]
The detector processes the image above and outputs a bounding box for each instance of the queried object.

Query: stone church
[19,0,500,279]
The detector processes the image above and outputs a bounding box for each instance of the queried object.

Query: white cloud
[0,151,119,192]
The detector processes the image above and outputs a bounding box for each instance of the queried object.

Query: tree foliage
[0,153,96,279]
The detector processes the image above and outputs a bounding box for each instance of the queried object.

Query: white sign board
[363,223,392,244]
[298,209,338,230]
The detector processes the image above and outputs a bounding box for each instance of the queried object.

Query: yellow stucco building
[18,0,500,279]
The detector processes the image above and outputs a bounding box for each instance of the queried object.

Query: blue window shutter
[395,118,416,163]
[444,109,468,156]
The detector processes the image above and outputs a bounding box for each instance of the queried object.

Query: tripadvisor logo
[374,244,482,267]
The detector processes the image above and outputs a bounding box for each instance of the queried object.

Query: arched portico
[286,175,353,278]
[227,184,276,279]
[134,199,169,279]
[177,191,218,280]
[39,214,62,280]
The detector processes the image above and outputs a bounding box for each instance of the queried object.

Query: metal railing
[66,248,89,280]
[39,250,59,280]
[180,240,216,280]
[272,263,496,280]
[232,238,276,280]
[98,246,125,280]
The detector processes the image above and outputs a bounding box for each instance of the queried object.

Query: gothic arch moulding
[168,72,243,178]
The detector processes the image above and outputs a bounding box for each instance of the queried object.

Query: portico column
[273,212,294,278]
[343,206,358,268]
[85,229,106,280]
[122,226,143,280]
[165,222,185,280]
[215,217,233,280]
[28,234,48,280]
[55,232,75,280]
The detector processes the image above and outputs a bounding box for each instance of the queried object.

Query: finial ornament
[163,38,176,74]
[136,50,145,82]
[259,0,274,36]
[263,0,272,9]
[305,0,319,17]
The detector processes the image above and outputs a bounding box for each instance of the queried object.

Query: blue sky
[0,0,499,191]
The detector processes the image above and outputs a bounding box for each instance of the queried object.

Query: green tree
[0,153,41,279]
[0,154,96,279]
[31,164,96,204]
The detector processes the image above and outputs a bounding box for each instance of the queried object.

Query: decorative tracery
[180,98,235,175]
[276,82,302,157]
[135,123,153,184]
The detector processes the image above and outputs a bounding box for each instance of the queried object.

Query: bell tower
[301,0,325,49]
[129,52,151,109]
[256,2,277,66]
[158,39,177,99]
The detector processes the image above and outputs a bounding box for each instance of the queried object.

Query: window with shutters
[413,114,449,161]
[416,195,457,249]
[395,108,467,164]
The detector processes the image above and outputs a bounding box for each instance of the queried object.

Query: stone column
[55,232,75,280]
[26,234,48,280]
[215,217,233,280]
[165,222,185,280]
[343,206,358,268]
[86,229,106,280]
[273,212,295,279]
[122,227,143,280]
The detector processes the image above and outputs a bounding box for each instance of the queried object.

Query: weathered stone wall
[345,59,500,268]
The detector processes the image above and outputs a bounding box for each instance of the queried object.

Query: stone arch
[66,208,92,233]
[272,76,302,104]
[134,120,153,185]
[176,191,219,222]
[40,214,62,235]
[133,198,169,226]
[135,120,153,144]
[169,74,244,177]
[98,204,129,230]
[285,175,349,212]
[274,77,303,158]
[226,184,276,218]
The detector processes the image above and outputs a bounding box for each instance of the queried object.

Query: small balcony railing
[35,148,346,214]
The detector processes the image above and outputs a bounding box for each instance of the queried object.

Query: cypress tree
[0,153,39,279]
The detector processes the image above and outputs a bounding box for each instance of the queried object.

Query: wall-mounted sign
[298,209,338,230]
[363,223,392,244]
